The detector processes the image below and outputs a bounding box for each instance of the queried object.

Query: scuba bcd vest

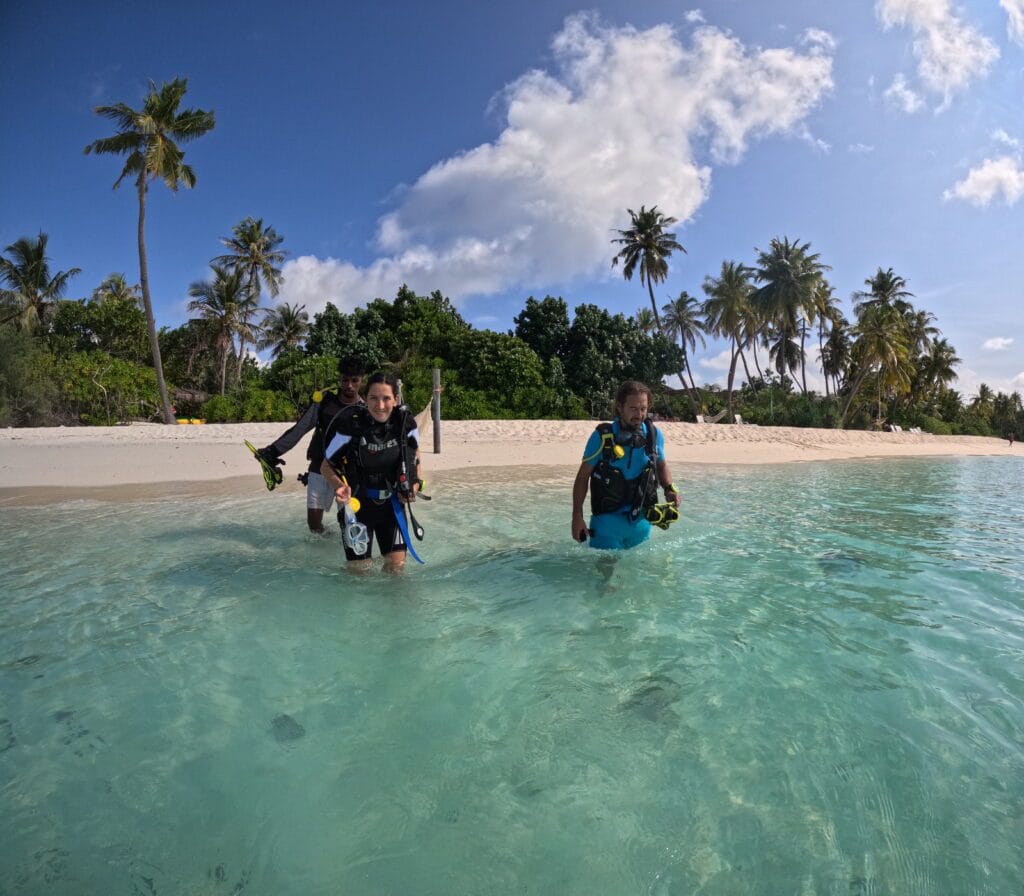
[331,406,419,497]
[588,419,660,521]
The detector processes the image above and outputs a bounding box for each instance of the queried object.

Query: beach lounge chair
[734,414,745,425]
[695,410,728,424]
[893,424,903,433]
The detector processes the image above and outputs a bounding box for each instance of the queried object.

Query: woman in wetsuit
[319,373,422,572]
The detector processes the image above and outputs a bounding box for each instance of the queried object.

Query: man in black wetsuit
[256,355,365,533]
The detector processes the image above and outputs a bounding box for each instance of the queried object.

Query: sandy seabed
[0,418,1016,505]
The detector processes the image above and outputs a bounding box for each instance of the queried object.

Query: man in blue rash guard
[571,380,681,550]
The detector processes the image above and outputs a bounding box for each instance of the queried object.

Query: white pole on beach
[432,368,442,454]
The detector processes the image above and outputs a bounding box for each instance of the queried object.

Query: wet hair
[614,380,653,411]
[365,372,400,400]
[338,355,366,377]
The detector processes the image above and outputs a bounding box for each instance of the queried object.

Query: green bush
[50,351,160,425]
[240,389,296,422]
[917,415,952,435]
[201,394,240,423]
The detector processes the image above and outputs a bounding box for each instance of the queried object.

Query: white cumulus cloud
[1002,0,1024,44]
[876,0,998,107]
[279,14,833,315]
[983,337,1014,350]
[883,74,924,112]
[944,156,1024,206]
[993,128,1021,149]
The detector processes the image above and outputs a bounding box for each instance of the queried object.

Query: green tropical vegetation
[2,77,1019,438]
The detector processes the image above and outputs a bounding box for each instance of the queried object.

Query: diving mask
[341,502,369,554]
[645,502,681,530]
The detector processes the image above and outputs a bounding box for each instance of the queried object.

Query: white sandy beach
[0,418,1016,504]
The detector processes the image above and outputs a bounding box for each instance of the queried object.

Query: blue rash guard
[582,419,665,550]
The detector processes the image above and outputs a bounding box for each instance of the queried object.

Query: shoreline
[0,420,1016,506]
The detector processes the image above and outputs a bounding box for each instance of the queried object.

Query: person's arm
[571,462,593,542]
[320,457,350,503]
[320,415,355,501]
[656,459,681,507]
[261,400,319,460]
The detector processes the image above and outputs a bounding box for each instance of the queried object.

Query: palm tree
[634,307,657,336]
[0,233,81,332]
[661,290,706,396]
[91,273,141,306]
[611,205,685,332]
[838,304,912,428]
[919,338,959,404]
[187,265,246,395]
[821,315,852,396]
[971,383,995,420]
[214,217,287,384]
[768,327,803,388]
[84,78,215,423]
[812,280,842,397]
[752,237,830,394]
[702,262,754,421]
[853,267,913,316]
[259,302,310,358]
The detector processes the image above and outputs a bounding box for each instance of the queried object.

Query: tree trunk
[738,344,753,387]
[684,353,699,394]
[750,329,765,381]
[726,338,739,422]
[838,367,871,429]
[235,267,258,385]
[647,279,663,332]
[799,318,809,394]
[137,176,176,424]
[819,321,830,398]
[220,337,229,396]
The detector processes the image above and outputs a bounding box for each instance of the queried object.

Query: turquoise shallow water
[2,457,1023,895]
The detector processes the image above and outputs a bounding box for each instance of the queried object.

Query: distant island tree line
[1,78,1019,438]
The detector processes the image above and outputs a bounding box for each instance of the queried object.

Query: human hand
[571,513,589,543]
[257,447,284,467]
[334,482,352,504]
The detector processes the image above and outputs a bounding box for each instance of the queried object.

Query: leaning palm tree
[259,302,310,358]
[752,237,830,394]
[91,273,141,306]
[214,217,287,383]
[702,261,754,421]
[0,233,81,332]
[611,205,685,332]
[84,78,215,423]
[187,265,246,396]
[661,290,706,396]
[838,304,912,428]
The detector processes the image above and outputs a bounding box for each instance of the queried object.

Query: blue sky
[2,0,1023,396]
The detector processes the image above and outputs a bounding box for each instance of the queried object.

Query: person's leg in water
[589,513,650,587]
[305,472,336,534]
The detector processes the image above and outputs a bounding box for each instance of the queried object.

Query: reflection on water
[1,457,1023,894]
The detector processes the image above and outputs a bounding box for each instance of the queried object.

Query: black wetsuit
[264,391,362,474]
[323,405,420,560]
